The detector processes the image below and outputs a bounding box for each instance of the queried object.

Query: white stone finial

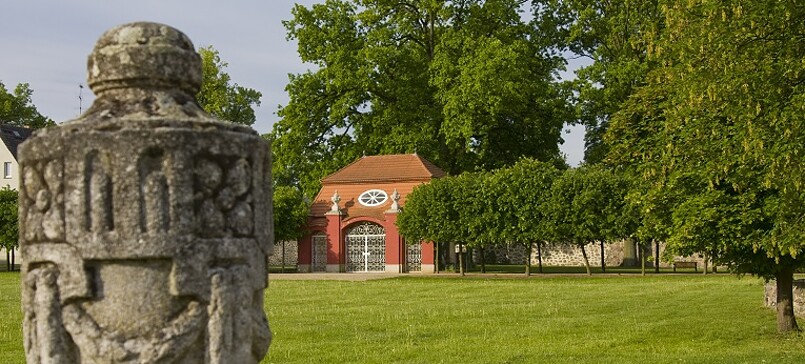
[390,188,400,211]
[330,190,341,212]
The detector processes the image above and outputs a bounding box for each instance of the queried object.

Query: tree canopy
[272,185,310,243]
[273,0,570,196]
[605,0,805,332]
[533,0,664,164]
[544,166,629,275]
[0,187,19,253]
[0,81,55,129]
[196,46,262,126]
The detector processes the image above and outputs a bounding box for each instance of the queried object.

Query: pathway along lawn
[2,272,804,363]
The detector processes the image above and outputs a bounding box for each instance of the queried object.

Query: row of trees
[397,159,631,276]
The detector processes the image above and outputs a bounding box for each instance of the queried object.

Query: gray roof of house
[0,124,34,160]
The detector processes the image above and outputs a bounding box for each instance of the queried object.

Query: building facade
[0,124,33,266]
[297,154,444,273]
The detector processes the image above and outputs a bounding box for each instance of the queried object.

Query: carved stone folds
[19,22,273,363]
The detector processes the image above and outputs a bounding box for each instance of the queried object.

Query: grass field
[2,271,804,363]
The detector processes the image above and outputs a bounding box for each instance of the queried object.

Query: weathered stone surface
[764,279,805,317]
[20,22,273,363]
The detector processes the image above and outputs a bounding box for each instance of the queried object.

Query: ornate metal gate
[312,234,327,272]
[406,242,422,272]
[345,222,386,272]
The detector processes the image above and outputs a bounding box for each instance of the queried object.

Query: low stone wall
[269,241,299,267]
[764,280,805,317]
[477,241,710,269]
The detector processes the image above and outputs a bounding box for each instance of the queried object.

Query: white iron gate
[345,222,385,272]
[312,234,327,272]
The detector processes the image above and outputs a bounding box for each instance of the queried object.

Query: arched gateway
[345,222,386,272]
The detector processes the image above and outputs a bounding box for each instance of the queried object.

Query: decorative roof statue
[330,190,341,213]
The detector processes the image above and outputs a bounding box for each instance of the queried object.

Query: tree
[273,185,309,243]
[606,0,805,333]
[0,81,55,128]
[274,0,569,196]
[272,185,310,273]
[196,46,262,126]
[490,158,562,275]
[532,0,664,164]
[0,187,18,271]
[545,166,628,275]
[397,175,460,273]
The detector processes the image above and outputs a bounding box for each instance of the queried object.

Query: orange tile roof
[321,154,445,184]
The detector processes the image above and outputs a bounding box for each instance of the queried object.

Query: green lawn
[2,271,804,363]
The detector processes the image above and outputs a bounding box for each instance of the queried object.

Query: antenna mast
[78,84,84,115]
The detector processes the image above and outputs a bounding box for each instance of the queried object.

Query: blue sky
[0,0,584,165]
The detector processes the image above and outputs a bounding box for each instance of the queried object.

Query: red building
[297,154,445,273]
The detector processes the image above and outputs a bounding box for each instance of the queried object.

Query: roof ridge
[321,153,444,184]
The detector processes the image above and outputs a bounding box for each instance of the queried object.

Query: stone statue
[19,22,273,363]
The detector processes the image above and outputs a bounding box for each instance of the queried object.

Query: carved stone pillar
[19,22,272,363]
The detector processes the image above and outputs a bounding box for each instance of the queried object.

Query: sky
[0,0,585,166]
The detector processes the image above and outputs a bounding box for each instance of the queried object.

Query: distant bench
[673,261,698,272]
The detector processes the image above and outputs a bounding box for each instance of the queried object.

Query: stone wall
[764,280,805,317]
[477,241,711,268]
[269,241,298,266]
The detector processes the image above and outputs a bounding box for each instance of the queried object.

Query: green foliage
[272,185,310,243]
[490,158,561,245]
[0,81,55,128]
[399,159,564,258]
[0,187,18,251]
[397,174,465,246]
[606,0,805,279]
[273,0,569,196]
[533,0,664,163]
[544,166,629,248]
[196,46,262,126]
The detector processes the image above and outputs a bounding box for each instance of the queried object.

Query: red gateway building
[297,154,445,273]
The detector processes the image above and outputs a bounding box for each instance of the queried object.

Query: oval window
[358,189,388,207]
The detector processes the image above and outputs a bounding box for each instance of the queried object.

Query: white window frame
[358,189,388,207]
[3,162,11,179]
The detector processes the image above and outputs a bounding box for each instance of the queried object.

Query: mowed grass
[264,275,805,363]
[2,272,804,363]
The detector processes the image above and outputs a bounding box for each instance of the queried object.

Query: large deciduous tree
[196,46,262,126]
[274,0,569,196]
[606,0,805,332]
[533,0,664,164]
[0,81,55,129]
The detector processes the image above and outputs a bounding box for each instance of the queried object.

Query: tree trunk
[581,244,591,276]
[599,241,606,273]
[525,242,532,277]
[654,240,660,273]
[536,241,543,274]
[703,253,708,275]
[11,248,15,271]
[5,249,9,272]
[480,247,486,273]
[435,243,440,274]
[458,245,465,276]
[774,267,800,333]
[640,243,646,276]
